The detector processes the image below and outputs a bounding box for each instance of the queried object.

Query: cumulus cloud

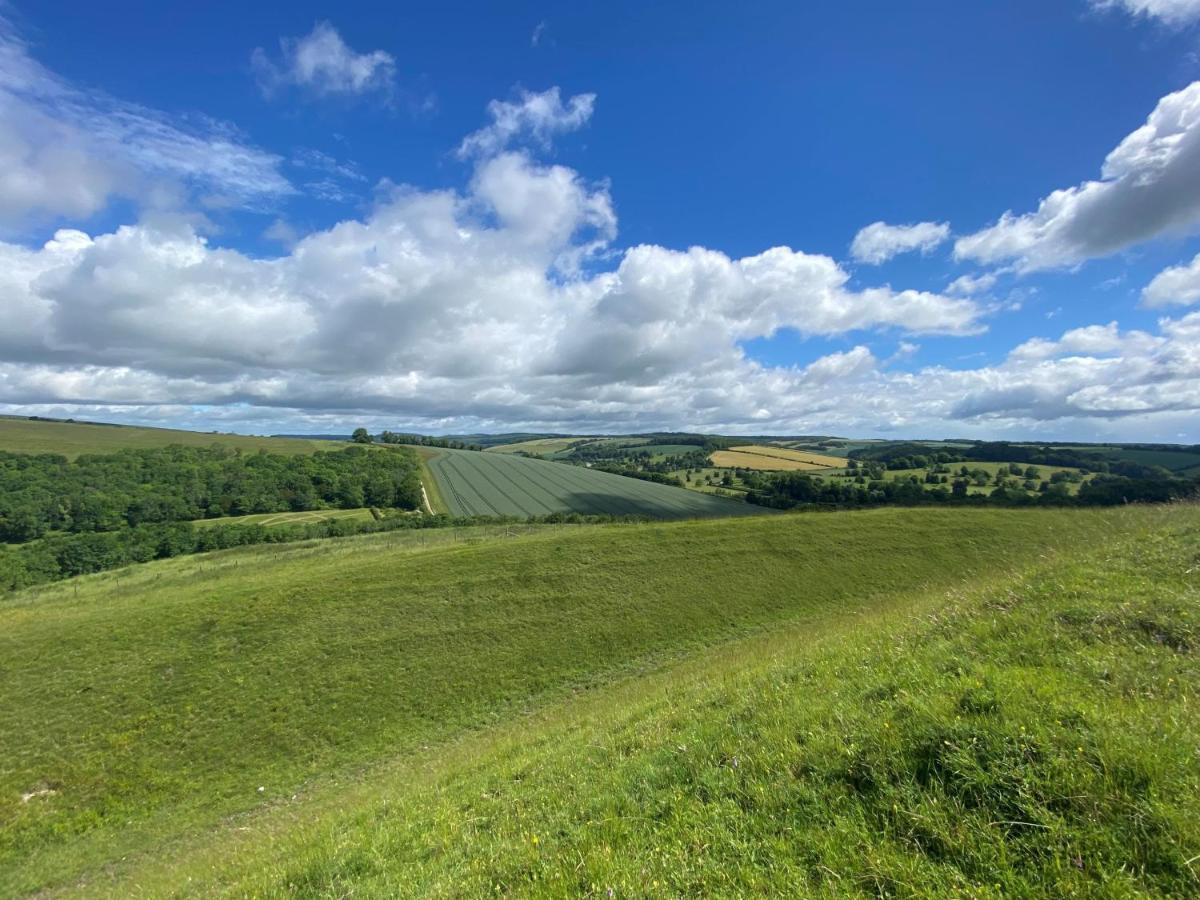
[252,22,395,98]
[1090,0,1200,26]
[457,87,595,158]
[956,82,1200,272]
[946,272,998,295]
[1143,251,1200,306]
[947,314,1200,422]
[849,221,950,265]
[3,73,1194,441]
[0,129,991,435]
[0,24,290,229]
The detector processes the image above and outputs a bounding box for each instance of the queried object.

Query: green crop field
[1,505,1195,896]
[631,442,703,457]
[1098,447,1200,471]
[423,446,762,519]
[0,416,346,458]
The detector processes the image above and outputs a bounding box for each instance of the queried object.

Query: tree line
[354,429,484,451]
[0,445,422,543]
[745,470,1199,511]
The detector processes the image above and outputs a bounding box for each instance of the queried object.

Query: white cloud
[1090,0,1200,26]
[1143,251,1200,306]
[263,218,299,248]
[956,82,1200,272]
[252,22,395,98]
[0,23,290,230]
[458,87,595,159]
[1,78,1194,442]
[0,130,990,435]
[849,221,950,265]
[531,21,548,47]
[946,272,999,295]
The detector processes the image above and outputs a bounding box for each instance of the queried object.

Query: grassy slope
[0,507,1148,895]
[486,438,585,456]
[190,508,376,529]
[0,417,346,458]
[410,446,451,513]
[138,504,1198,897]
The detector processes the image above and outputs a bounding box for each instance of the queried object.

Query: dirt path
[420,480,434,515]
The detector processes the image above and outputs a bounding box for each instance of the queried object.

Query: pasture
[0,416,345,459]
[485,437,585,456]
[1,505,1193,896]
[423,446,761,519]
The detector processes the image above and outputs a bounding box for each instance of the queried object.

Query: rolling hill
[3,505,1196,895]
[0,416,347,458]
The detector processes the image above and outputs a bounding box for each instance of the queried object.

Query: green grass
[627,443,703,458]
[424,446,761,519]
[190,508,377,529]
[0,506,1161,895]
[0,417,347,459]
[148,503,1199,899]
[486,437,586,457]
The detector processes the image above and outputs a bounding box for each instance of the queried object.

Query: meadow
[0,416,345,458]
[2,504,1194,895]
[485,437,587,457]
[423,446,759,519]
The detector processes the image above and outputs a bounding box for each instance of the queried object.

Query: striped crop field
[424,447,765,519]
[710,444,846,471]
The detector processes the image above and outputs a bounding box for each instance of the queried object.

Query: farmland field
[710,444,845,471]
[0,416,346,458]
[485,437,585,456]
[626,442,702,458]
[424,447,763,519]
[1091,447,1200,471]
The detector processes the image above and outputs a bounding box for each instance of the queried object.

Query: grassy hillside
[486,437,587,456]
[0,507,1160,895]
[190,508,377,529]
[423,446,761,519]
[131,503,1198,898]
[0,416,346,458]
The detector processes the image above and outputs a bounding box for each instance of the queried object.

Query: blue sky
[2,0,1200,440]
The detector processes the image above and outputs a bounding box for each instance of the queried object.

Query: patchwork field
[424,447,761,519]
[710,444,845,471]
[0,417,345,458]
[2,505,1194,896]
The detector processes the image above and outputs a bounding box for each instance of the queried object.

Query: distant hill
[0,417,348,459]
